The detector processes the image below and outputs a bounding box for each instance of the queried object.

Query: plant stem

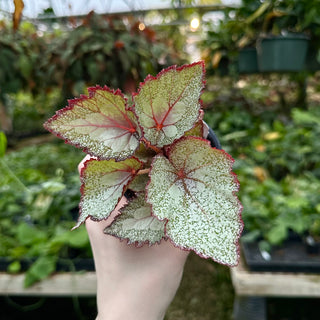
[137,168,150,175]
[0,158,30,193]
[149,144,162,154]
[141,137,162,154]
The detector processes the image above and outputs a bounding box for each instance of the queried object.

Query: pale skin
[79,123,209,320]
[79,157,189,320]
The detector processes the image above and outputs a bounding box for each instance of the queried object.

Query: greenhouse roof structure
[0,0,240,19]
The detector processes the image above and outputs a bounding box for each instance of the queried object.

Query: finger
[78,154,92,174]
[85,196,128,231]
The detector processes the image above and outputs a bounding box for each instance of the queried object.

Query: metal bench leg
[233,296,267,320]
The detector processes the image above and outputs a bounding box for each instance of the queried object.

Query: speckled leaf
[133,142,157,165]
[104,193,166,246]
[184,120,204,138]
[128,173,150,192]
[74,157,143,228]
[133,62,205,147]
[44,86,140,160]
[147,137,243,266]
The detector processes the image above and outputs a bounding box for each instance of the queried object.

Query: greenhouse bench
[0,272,97,296]
[230,257,320,320]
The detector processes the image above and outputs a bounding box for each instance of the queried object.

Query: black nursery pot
[305,46,320,72]
[257,34,309,72]
[242,235,320,273]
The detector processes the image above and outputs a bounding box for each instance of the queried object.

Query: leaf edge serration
[43,85,139,161]
[146,136,244,267]
[132,61,206,148]
[73,156,144,229]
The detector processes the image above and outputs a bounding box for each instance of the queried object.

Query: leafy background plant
[203,77,320,252]
[0,138,91,287]
[200,0,320,84]
[0,13,186,138]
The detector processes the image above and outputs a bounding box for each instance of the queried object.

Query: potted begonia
[44,61,243,266]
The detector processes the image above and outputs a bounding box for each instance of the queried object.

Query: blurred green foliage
[0,140,90,287]
[200,0,320,75]
[0,13,186,137]
[204,78,320,250]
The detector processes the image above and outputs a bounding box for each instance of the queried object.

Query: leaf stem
[141,137,162,154]
[137,168,150,175]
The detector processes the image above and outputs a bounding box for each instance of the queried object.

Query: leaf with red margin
[133,62,205,147]
[184,119,204,138]
[74,157,143,228]
[146,136,243,266]
[104,192,166,246]
[44,86,140,160]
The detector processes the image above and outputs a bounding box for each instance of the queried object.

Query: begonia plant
[44,61,243,266]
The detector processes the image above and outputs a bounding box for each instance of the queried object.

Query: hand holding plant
[44,61,243,266]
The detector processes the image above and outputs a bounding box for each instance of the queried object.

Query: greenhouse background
[0,0,320,319]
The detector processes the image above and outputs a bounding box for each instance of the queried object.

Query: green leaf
[0,131,7,157]
[133,62,205,147]
[67,227,90,248]
[24,256,57,288]
[8,261,21,274]
[245,1,271,24]
[133,142,157,164]
[39,180,66,194]
[48,225,90,251]
[292,108,320,126]
[241,230,261,243]
[18,54,33,79]
[75,157,143,228]
[266,223,288,245]
[147,137,243,266]
[128,173,150,193]
[44,86,141,160]
[184,120,204,138]
[105,192,166,246]
[17,223,47,246]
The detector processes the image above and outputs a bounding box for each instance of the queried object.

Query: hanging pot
[257,34,309,72]
[238,47,258,74]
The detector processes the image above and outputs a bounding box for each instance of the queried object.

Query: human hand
[78,156,189,320]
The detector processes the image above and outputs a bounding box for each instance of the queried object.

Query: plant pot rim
[239,46,257,51]
[258,33,310,41]
[241,239,320,273]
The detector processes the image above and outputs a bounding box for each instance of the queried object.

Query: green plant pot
[305,47,320,72]
[257,34,309,72]
[238,47,258,74]
[214,56,230,76]
[213,57,238,77]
